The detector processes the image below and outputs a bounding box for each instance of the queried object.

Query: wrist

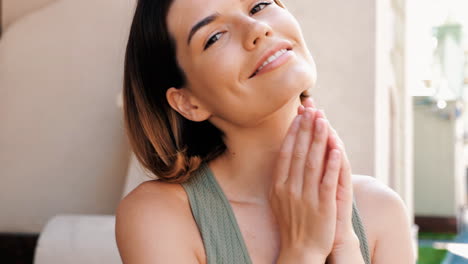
[328,240,364,264]
[277,247,327,264]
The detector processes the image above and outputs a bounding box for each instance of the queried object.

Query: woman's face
[166,0,317,127]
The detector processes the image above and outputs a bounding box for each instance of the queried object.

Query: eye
[203,1,272,50]
[249,1,272,15]
[204,32,223,50]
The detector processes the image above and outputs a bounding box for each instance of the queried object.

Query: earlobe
[166,87,211,122]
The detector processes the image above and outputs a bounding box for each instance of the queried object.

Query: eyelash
[203,1,273,50]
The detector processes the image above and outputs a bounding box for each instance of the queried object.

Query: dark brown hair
[123,0,311,183]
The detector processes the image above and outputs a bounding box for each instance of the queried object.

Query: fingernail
[315,118,323,133]
[298,105,305,114]
[304,108,312,119]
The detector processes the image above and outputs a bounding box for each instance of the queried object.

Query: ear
[166,87,211,122]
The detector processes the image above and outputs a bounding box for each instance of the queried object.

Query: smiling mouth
[249,48,292,79]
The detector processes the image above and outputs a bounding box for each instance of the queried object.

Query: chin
[269,73,315,108]
[283,63,316,91]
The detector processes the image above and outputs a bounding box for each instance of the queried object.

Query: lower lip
[253,50,293,78]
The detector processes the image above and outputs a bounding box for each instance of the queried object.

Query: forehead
[167,0,243,40]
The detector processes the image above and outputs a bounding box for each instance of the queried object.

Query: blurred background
[1,0,468,263]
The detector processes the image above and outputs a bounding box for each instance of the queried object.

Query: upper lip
[249,41,293,78]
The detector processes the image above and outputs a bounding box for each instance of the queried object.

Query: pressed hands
[271,97,366,264]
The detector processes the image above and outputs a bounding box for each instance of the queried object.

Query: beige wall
[0,0,135,233]
[2,0,58,29]
[287,0,377,177]
[0,0,383,233]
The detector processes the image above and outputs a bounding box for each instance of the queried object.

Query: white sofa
[34,153,149,264]
[34,215,122,263]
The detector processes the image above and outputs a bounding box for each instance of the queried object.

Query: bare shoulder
[115,180,203,264]
[351,174,403,206]
[351,174,416,263]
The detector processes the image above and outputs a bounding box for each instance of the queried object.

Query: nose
[243,19,273,50]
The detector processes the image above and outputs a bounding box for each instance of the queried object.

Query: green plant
[417,232,457,264]
[418,247,448,264]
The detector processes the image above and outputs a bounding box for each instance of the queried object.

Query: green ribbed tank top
[181,162,371,264]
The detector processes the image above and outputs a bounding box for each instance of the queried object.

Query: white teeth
[273,49,286,59]
[256,49,288,72]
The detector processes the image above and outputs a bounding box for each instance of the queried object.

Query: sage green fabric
[181,162,371,264]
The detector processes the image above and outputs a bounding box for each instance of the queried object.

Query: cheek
[253,52,316,103]
[196,45,242,80]
[271,10,301,33]
[290,60,316,90]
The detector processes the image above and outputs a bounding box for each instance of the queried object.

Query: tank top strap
[352,196,372,264]
[181,162,253,264]
[182,162,371,264]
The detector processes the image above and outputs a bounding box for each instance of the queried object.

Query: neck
[208,96,303,206]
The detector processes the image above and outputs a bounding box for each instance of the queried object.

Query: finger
[299,97,316,115]
[302,116,329,198]
[298,104,315,115]
[338,151,353,201]
[298,105,305,115]
[329,135,352,206]
[319,148,341,204]
[315,109,346,150]
[274,114,303,185]
[318,111,351,186]
[303,97,316,108]
[304,108,335,165]
[337,163,354,225]
[315,110,353,202]
[286,108,316,194]
[312,108,352,196]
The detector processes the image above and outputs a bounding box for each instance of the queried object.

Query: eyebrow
[187,12,220,46]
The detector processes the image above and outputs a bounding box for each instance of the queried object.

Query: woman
[115,0,416,263]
